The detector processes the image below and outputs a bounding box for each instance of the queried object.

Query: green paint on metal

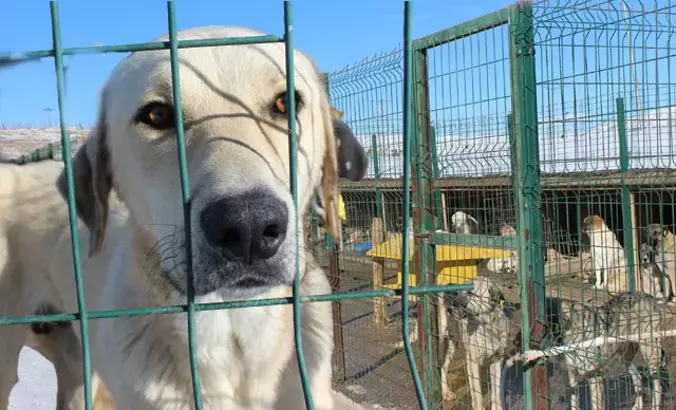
[283,2,316,408]
[166,3,204,408]
[0,282,476,327]
[510,3,547,409]
[429,126,444,230]
[49,3,93,408]
[371,134,384,220]
[413,6,511,50]
[0,36,282,63]
[429,231,518,250]
[413,45,440,406]
[616,97,637,292]
[10,2,676,408]
[400,2,428,409]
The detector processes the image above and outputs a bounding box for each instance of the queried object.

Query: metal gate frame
[410,3,548,409]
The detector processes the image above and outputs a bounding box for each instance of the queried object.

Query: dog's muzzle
[443,292,471,318]
[200,189,288,262]
[183,188,292,295]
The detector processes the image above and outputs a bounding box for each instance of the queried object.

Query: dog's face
[56,26,363,300]
[640,243,656,265]
[646,223,672,248]
[581,215,607,236]
[444,276,506,319]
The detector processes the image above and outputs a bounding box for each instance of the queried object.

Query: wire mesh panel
[322,45,426,410]
[6,1,676,409]
[530,1,676,409]
[414,10,523,410]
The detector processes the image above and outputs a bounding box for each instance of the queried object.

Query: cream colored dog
[581,215,628,293]
[0,26,367,410]
[450,211,479,234]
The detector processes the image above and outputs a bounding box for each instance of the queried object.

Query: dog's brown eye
[136,103,175,130]
[275,95,288,114]
[273,91,302,115]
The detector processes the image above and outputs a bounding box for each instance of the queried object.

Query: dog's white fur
[582,215,628,293]
[485,222,518,275]
[441,276,513,410]
[0,26,365,410]
[450,211,478,235]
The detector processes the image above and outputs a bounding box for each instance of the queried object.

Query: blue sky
[0,0,513,126]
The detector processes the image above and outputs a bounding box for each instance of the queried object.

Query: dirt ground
[318,250,676,410]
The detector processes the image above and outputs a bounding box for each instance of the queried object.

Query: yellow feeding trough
[366,233,512,299]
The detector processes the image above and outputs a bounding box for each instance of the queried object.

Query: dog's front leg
[652,373,662,410]
[588,376,604,410]
[275,260,336,410]
[440,335,455,404]
[460,322,483,410]
[489,360,502,410]
[590,256,604,289]
[668,265,676,302]
[628,363,644,410]
[565,366,580,410]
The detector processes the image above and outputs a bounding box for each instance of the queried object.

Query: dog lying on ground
[561,292,668,410]
[646,223,676,303]
[582,215,628,293]
[0,26,370,409]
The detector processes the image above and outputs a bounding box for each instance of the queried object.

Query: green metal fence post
[283,3,315,408]
[401,2,429,409]
[509,3,548,410]
[430,126,444,230]
[166,2,204,408]
[49,2,93,408]
[411,10,440,409]
[616,97,637,291]
[371,134,385,222]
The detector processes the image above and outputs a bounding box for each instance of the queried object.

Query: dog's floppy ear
[319,95,342,245]
[333,117,369,182]
[56,99,112,258]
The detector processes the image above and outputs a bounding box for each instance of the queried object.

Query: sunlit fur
[581,215,628,293]
[0,26,364,409]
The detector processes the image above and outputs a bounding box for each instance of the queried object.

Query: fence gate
[410,3,547,409]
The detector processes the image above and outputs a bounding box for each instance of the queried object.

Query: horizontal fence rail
[4,1,676,409]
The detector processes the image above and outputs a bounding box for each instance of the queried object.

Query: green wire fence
[0,1,470,410]
[4,0,676,409]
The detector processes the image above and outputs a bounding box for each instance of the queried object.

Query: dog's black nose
[200,190,288,262]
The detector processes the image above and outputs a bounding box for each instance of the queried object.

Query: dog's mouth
[161,246,294,297]
[443,293,473,318]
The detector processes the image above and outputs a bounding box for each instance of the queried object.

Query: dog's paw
[443,390,456,403]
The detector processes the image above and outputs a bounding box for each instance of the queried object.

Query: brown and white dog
[646,223,676,303]
[581,215,628,293]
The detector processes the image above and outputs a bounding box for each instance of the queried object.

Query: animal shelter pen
[4,0,676,409]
